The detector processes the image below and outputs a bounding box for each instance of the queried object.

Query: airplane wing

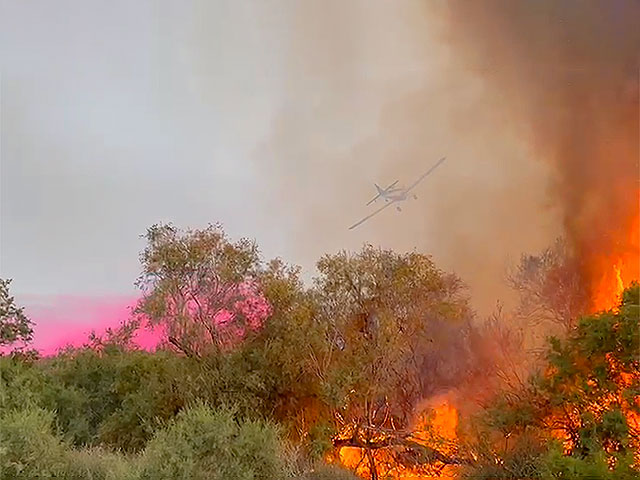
[349,199,398,230]
[366,179,399,206]
[404,157,446,193]
[366,195,380,206]
[386,179,399,189]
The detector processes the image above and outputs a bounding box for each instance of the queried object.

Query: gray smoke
[255,0,562,314]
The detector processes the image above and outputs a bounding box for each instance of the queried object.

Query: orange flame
[590,198,639,312]
[334,398,459,479]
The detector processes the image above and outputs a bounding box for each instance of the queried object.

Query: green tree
[0,279,33,349]
[135,223,267,357]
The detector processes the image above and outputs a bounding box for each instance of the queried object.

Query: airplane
[366,180,400,205]
[348,156,447,230]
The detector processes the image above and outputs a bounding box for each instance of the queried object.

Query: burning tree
[508,238,589,332]
[310,246,474,478]
[461,283,640,479]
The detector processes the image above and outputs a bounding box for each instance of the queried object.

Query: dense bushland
[1,224,638,479]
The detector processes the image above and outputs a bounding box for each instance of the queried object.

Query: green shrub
[0,408,68,479]
[0,407,139,480]
[65,447,139,480]
[0,356,49,412]
[539,441,638,480]
[139,403,288,480]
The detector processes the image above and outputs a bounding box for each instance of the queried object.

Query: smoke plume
[435,0,640,310]
[255,1,563,315]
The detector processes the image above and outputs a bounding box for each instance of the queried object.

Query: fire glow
[590,198,640,312]
[334,397,460,479]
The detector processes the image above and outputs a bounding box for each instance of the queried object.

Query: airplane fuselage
[379,188,411,202]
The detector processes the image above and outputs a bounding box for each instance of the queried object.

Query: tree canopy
[0,278,33,349]
[1,224,638,479]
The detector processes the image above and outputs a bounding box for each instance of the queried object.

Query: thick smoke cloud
[435,0,640,308]
[256,0,562,315]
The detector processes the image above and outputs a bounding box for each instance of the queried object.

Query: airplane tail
[366,184,385,206]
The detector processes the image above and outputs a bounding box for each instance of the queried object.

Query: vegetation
[0,278,33,348]
[1,224,638,479]
[460,282,640,479]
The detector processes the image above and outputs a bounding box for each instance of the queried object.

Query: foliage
[0,279,33,349]
[4,222,638,478]
[0,404,305,480]
[310,246,473,477]
[539,440,638,480]
[135,223,268,357]
[314,246,471,415]
[0,407,137,480]
[462,283,640,479]
[138,403,287,480]
[0,407,68,479]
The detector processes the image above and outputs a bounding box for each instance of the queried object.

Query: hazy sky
[1,1,560,316]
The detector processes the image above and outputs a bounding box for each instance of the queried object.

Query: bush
[139,403,288,480]
[0,356,49,412]
[0,407,138,480]
[539,441,638,480]
[0,408,68,479]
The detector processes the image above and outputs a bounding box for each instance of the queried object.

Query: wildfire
[590,200,639,312]
[334,397,460,479]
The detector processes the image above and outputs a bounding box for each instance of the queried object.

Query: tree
[311,246,473,478]
[0,278,33,349]
[135,223,270,357]
[508,238,588,331]
[246,258,331,444]
[462,283,640,479]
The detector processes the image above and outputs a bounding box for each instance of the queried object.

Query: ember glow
[334,397,461,479]
[591,205,640,312]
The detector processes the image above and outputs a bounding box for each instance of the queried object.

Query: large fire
[332,190,638,479]
[590,204,639,312]
[333,397,460,479]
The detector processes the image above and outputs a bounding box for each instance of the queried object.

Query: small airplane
[349,156,446,230]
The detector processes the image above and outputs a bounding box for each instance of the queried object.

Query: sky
[0,1,563,350]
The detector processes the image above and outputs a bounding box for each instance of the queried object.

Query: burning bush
[460,283,640,479]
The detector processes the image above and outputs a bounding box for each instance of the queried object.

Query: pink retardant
[4,281,270,357]
[10,295,162,356]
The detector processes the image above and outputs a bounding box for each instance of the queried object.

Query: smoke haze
[5,1,635,325]
[435,0,640,308]
[256,1,561,314]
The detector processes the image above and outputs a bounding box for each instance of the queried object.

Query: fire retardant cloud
[14,296,161,355]
[17,282,271,356]
[434,0,639,310]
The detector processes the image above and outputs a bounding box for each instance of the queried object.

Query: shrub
[139,403,288,480]
[0,408,67,479]
[0,407,139,480]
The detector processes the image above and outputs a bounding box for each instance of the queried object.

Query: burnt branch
[332,425,474,468]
